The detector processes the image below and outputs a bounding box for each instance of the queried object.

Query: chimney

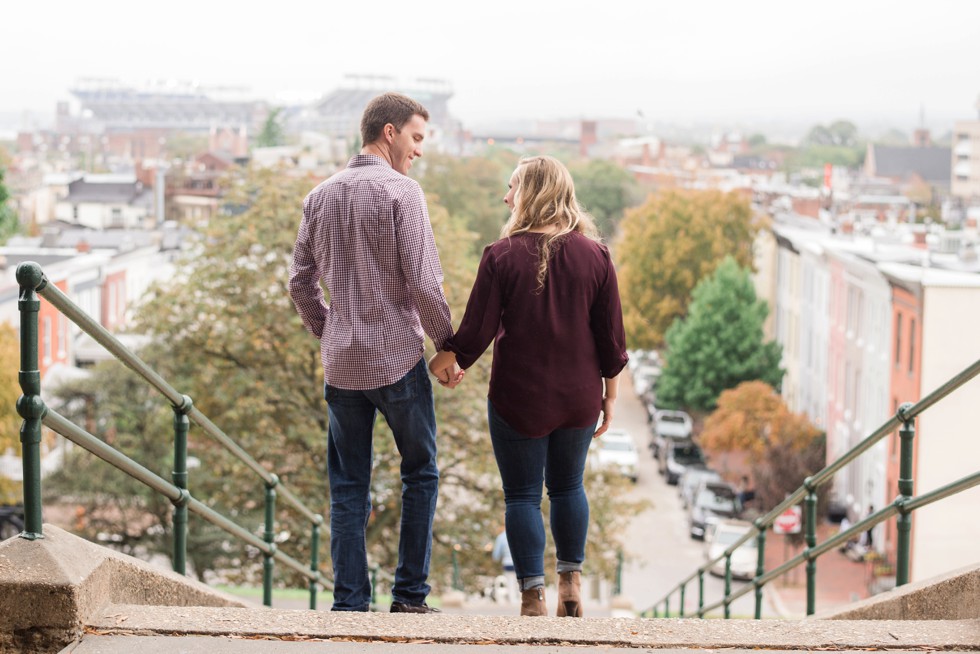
[912,129,931,147]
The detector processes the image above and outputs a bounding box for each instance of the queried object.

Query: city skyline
[3,0,979,137]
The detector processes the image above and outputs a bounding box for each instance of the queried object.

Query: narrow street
[614,371,780,618]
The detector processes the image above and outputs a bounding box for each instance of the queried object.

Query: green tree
[0,323,22,503]
[656,257,783,412]
[0,167,20,243]
[700,380,825,515]
[568,159,639,238]
[412,152,518,253]
[615,189,761,349]
[256,107,286,148]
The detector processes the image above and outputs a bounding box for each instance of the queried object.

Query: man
[289,92,460,613]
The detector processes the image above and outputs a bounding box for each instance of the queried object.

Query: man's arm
[288,203,329,338]
[394,183,453,350]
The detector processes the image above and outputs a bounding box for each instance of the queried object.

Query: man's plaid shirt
[288,154,453,390]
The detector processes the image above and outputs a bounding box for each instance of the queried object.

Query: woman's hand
[594,395,616,438]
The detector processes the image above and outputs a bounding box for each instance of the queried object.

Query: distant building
[951,96,980,203]
[54,175,155,230]
[61,79,266,134]
[864,140,951,197]
[290,75,456,146]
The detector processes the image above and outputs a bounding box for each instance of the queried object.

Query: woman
[429,156,628,617]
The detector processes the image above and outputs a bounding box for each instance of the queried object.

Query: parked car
[650,409,693,457]
[689,481,741,540]
[678,467,722,509]
[632,364,662,400]
[592,428,639,482]
[660,438,704,485]
[705,519,757,580]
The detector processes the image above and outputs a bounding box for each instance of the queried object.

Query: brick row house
[757,214,980,584]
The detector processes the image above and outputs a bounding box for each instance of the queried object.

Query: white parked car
[651,409,693,456]
[705,519,757,580]
[592,428,639,482]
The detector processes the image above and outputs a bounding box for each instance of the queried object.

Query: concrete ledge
[0,524,248,653]
[816,562,980,620]
[88,605,980,650]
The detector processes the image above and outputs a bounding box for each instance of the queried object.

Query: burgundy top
[444,232,628,438]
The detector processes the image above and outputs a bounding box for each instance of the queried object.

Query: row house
[762,216,980,583]
[0,229,182,380]
[54,174,156,230]
[878,263,980,581]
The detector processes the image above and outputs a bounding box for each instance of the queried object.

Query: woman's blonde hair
[500,155,599,291]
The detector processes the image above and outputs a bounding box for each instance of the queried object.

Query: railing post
[15,263,47,540]
[679,579,686,618]
[754,520,767,619]
[171,395,193,575]
[698,569,705,617]
[896,403,915,586]
[804,479,818,616]
[614,549,623,596]
[263,474,279,607]
[723,556,731,619]
[309,517,322,610]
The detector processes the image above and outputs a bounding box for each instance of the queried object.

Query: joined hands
[428,351,464,389]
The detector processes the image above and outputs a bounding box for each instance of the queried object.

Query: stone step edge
[88,605,980,650]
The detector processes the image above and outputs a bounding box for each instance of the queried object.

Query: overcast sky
[4,0,979,136]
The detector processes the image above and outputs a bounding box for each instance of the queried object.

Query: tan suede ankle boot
[556,571,583,617]
[520,586,546,616]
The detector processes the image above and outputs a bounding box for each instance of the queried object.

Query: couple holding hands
[289,92,627,617]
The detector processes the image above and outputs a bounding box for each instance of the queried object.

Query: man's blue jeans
[487,400,593,585]
[325,358,439,611]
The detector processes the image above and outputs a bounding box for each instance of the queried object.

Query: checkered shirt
[288,154,453,390]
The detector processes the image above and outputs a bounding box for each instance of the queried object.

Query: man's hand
[428,351,464,389]
[594,396,616,438]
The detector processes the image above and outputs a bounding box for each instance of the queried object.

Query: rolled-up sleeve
[395,183,453,351]
[590,249,629,378]
[288,200,329,339]
[443,246,501,370]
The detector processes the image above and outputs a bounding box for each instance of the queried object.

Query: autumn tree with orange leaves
[701,381,826,514]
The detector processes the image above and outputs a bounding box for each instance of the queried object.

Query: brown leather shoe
[520,586,546,616]
[556,571,583,617]
[390,601,441,613]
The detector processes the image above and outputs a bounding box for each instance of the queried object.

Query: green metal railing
[642,355,980,619]
[13,262,331,608]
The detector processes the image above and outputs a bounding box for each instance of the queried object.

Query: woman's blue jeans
[488,400,593,586]
[325,359,438,611]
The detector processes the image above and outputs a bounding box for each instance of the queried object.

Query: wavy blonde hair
[501,156,599,291]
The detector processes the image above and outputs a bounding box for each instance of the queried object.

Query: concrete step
[78,604,980,651]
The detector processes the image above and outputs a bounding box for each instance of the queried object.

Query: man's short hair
[360,92,430,145]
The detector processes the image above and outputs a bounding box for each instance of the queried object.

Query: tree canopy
[412,152,518,254]
[0,322,21,503]
[615,189,760,349]
[0,167,20,244]
[699,380,824,513]
[567,159,639,239]
[656,256,783,412]
[256,108,286,148]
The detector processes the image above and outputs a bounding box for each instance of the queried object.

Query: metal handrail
[13,262,331,609]
[643,355,980,619]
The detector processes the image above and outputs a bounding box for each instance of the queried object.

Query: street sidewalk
[763,522,875,618]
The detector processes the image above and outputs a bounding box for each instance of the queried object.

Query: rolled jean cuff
[519,575,545,591]
[557,560,582,574]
